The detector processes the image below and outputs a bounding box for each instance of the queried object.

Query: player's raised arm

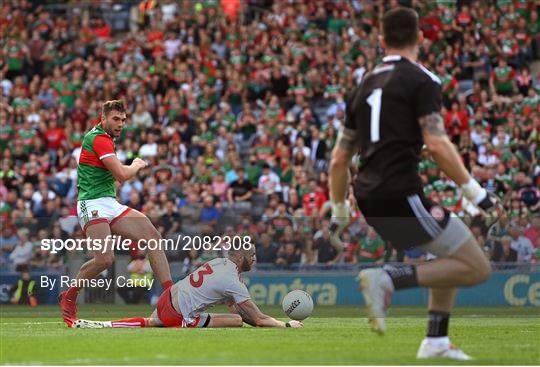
[102,155,147,183]
[233,300,302,328]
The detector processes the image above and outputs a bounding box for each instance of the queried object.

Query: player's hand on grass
[287,320,303,328]
[131,158,147,171]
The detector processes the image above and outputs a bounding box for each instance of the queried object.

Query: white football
[282,290,314,321]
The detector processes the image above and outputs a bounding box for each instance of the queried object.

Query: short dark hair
[382,7,419,49]
[102,100,126,116]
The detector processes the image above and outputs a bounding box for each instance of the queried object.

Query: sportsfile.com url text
[40,235,254,254]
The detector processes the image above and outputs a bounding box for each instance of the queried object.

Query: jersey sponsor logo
[430,206,445,221]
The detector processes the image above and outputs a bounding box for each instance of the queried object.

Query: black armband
[285,322,291,328]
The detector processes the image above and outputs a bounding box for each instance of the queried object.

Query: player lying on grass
[72,246,302,329]
[60,100,173,327]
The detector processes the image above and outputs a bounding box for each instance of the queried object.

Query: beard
[241,257,252,272]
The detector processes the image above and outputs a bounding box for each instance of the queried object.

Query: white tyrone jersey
[177,257,251,323]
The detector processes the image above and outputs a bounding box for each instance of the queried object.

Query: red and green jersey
[6,43,24,71]
[492,66,515,93]
[0,124,14,151]
[69,130,84,148]
[440,74,458,97]
[325,84,342,96]
[197,94,217,112]
[77,124,116,200]
[360,10,377,31]
[528,17,539,35]
[520,95,539,116]
[515,0,530,18]
[254,144,274,161]
[357,236,385,263]
[501,38,518,56]
[515,27,529,47]
[17,128,37,153]
[290,84,307,96]
[328,17,346,34]
[52,80,79,108]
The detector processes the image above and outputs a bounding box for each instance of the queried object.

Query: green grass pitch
[1,304,538,365]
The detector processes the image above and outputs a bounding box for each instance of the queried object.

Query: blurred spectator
[357,227,385,263]
[200,195,220,235]
[1,226,18,265]
[8,229,33,271]
[509,225,535,262]
[160,201,181,238]
[9,268,38,306]
[523,216,540,248]
[227,168,253,211]
[313,226,339,265]
[275,242,301,266]
[492,235,518,263]
[342,232,359,264]
[117,253,153,304]
[258,164,282,195]
[178,191,201,236]
[256,232,279,264]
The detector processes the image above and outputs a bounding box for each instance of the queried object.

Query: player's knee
[95,254,115,269]
[465,256,491,285]
[475,258,491,284]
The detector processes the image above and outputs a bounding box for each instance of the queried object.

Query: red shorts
[156,289,202,328]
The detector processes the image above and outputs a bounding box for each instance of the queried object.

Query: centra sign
[504,274,540,306]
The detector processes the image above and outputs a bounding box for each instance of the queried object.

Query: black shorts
[356,193,451,251]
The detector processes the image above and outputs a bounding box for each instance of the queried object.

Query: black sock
[383,264,418,290]
[427,310,450,337]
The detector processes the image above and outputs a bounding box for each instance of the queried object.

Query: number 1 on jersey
[367,88,382,142]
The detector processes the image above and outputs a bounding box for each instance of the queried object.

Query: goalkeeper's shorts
[356,192,472,257]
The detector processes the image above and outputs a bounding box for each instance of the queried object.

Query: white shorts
[77,197,131,233]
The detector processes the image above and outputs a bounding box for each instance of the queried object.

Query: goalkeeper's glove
[461,178,505,227]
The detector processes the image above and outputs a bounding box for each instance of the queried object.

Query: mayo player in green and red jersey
[59,100,173,327]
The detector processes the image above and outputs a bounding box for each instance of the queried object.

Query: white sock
[426,336,450,347]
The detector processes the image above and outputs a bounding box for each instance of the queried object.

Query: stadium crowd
[0,0,539,275]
